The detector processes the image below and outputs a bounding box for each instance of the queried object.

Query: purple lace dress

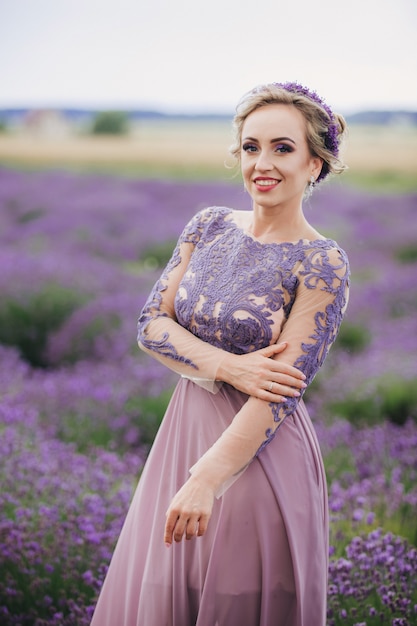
[91,207,350,626]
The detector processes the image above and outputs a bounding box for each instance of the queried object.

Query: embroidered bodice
[138,206,349,453]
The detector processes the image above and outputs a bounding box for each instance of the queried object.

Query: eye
[242,143,258,153]
[275,144,293,153]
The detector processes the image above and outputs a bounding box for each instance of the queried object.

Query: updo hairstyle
[229,83,347,183]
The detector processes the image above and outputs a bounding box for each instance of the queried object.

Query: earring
[307,175,315,198]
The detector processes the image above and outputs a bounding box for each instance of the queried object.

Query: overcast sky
[1,0,416,115]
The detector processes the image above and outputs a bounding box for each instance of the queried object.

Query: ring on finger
[268,381,274,392]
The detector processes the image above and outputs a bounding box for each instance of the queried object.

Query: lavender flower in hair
[273,81,340,159]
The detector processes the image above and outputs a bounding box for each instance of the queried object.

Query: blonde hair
[229,83,347,182]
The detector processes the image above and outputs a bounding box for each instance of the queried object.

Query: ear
[310,156,323,181]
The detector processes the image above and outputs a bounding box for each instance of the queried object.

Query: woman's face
[240,104,322,211]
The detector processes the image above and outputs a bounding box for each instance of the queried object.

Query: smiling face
[240,104,322,212]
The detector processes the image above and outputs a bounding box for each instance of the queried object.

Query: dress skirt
[90,378,329,626]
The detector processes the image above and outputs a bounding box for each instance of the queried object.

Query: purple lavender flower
[1,168,416,623]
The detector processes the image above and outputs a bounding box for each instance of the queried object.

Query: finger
[164,512,178,546]
[271,374,307,389]
[197,514,210,537]
[165,508,189,545]
[272,385,302,398]
[265,394,286,403]
[257,388,286,403]
[185,517,199,540]
[173,516,188,543]
[268,363,307,381]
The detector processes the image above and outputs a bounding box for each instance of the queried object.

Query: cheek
[240,161,250,181]
[283,155,309,176]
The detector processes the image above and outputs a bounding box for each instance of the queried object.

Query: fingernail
[301,382,307,388]
[294,391,300,397]
[165,542,171,548]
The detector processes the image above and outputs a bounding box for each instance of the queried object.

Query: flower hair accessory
[272,81,339,159]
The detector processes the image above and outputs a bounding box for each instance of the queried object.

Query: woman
[91,82,350,626]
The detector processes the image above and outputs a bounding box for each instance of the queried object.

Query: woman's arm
[138,209,306,401]
[164,244,350,544]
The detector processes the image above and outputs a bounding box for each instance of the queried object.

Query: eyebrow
[243,136,296,145]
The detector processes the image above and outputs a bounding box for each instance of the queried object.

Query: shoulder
[181,206,232,239]
[298,240,350,291]
[303,239,349,272]
[195,205,232,224]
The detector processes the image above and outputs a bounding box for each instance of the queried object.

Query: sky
[1,0,416,115]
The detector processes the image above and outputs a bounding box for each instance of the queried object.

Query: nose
[254,150,273,171]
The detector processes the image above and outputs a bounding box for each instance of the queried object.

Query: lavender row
[1,344,416,624]
[0,167,416,624]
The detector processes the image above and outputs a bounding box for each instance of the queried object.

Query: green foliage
[343,169,417,193]
[45,388,173,453]
[17,207,45,223]
[324,447,356,487]
[395,243,417,264]
[57,410,119,452]
[0,284,88,367]
[140,240,176,269]
[333,322,371,353]
[378,376,417,425]
[125,389,173,446]
[329,376,417,426]
[326,456,417,551]
[91,111,130,135]
[330,396,380,426]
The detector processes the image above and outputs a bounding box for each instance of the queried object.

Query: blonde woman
[91,82,350,626]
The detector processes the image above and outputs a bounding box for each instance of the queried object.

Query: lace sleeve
[257,244,350,453]
[137,208,227,389]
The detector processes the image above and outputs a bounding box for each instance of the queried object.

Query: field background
[1,120,417,625]
[1,120,417,191]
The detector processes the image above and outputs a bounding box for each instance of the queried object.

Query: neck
[249,203,310,242]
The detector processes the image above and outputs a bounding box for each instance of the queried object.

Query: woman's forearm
[189,396,279,497]
[139,316,306,400]
[138,315,227,382]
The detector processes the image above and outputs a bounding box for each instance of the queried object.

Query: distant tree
[91,110,129,135]
[0,119,7,133]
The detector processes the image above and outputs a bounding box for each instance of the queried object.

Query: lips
[253,177,281,191]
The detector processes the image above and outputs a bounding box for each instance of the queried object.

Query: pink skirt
[91,379,328,626]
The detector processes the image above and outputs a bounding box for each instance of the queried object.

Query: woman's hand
[164,476,215,546]
[218,342,307,402]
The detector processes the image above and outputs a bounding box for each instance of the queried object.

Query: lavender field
[0,166,416,625]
